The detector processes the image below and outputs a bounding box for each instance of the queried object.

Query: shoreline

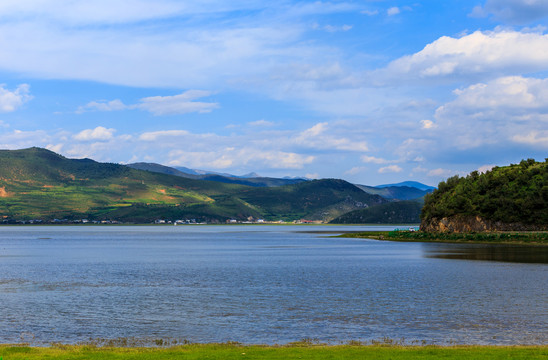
[337,231,548,246]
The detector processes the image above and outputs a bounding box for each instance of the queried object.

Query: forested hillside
[330,199,422,224]
[421,159,548,232]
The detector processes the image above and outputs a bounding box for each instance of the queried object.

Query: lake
[0,225,546,345]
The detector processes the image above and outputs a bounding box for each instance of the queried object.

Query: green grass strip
[1,344,547,360]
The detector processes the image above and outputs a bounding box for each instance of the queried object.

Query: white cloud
[0,1,355,91]
[344,166,366,176]
[438,76,548,112]
[420,120,437,129]
[0,84,32,112]
[387,75,548,171]
[295,122,369,152]
[434,76,548,148]
[139,130,191,141]
[384,30,548,80]
[361,155,390,164]
[477,164,496,173]
[0,1,270,26]
[361,10,379,16]
[167,148,315,170]
[472,0,548,24]
[134,90,219,116]
[0,129,60,150]
[387,7,400,16]
[427,168,456,177]
[322,24,353,33]
[512,131,548,147]
[412,165,428,173]
[46,143,64,153]
[77,90,218,116]
[378,165,402,173]
[73,126,116,141]
[248,120,275,127]
[76,99,126,114]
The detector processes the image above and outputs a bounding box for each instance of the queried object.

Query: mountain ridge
[128,161,433,200]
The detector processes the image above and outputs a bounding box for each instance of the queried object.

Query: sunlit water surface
[0,225,546,345]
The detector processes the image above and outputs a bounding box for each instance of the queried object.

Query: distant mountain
[330,199,423,224]
[174,166,259,179]
[0,148,382,223]
[356,184,431,201]
[375,181,436,191]
[128,162,199,178]
[128,162,307,187]
[172,165,203,176]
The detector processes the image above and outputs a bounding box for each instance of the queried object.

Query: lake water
[0,225,546,345]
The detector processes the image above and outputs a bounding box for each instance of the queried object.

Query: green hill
[421,159,548,232]
[237,178,387,221]
[330,199,423,224]
[0,148,384,223]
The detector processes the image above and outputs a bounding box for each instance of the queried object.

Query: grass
[340,230,548,245]
[1,343,547,360]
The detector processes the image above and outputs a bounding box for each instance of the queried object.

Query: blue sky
[0,0,547,186]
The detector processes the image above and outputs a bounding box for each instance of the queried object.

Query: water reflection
[423,243,548,264]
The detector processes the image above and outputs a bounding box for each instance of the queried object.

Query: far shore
[337,230,548,246]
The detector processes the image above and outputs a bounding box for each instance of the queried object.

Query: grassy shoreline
[1,344,547,360]
[338,230,548,246]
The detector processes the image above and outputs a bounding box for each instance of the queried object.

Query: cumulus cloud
[437,76,548,114]
[384,29,548,81]
[422,75,548,151]
[471,0,548,24]
[73,126,116,141]
[0,84,32,112]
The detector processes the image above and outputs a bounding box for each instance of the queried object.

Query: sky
[0,0,547,186]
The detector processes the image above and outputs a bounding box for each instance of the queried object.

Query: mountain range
[127,162,434,200]
[1,147,428,223]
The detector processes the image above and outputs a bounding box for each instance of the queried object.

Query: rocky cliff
[420,215,548,233]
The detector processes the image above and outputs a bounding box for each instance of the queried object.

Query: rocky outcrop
[420,215,547,233]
